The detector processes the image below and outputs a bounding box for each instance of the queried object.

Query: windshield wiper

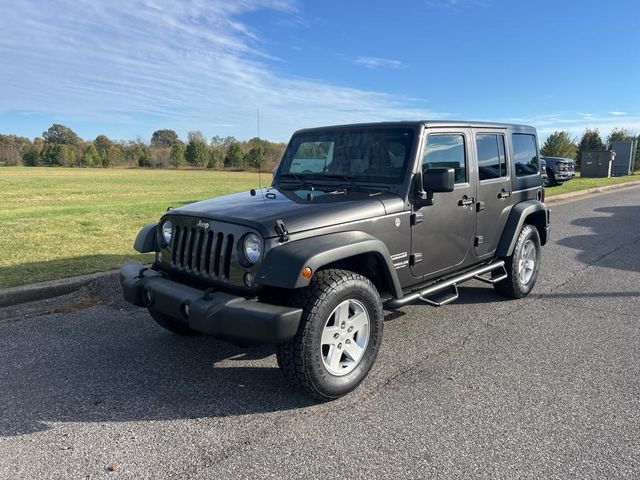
[276,172,309,188]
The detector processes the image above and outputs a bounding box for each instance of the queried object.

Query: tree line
[541,128,640,170]
[0,124,287,171]
[2,123,638,172]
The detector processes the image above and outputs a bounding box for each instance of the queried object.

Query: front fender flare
[134,223,158,253]
[257,231,402,298]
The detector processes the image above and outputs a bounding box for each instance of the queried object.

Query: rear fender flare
[496,201,549,257]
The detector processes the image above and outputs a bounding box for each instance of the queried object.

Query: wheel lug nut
[333,333,339,339]
[346,339,351,344]
[347,326,353,333]
[341,322,345,329]
[337,343,342,349]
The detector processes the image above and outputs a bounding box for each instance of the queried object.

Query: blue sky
[0,0,638,142]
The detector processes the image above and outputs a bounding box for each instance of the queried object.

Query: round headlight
[243,233,262,264]
[161,220,173,245]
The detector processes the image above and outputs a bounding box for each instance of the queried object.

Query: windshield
[276,127,416,185]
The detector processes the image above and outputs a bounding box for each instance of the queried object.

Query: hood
[171,187,405,238]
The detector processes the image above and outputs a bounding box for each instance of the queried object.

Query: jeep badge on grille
[196,220,210,229]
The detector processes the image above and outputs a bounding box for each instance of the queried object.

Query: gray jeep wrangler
[121,121,550,400]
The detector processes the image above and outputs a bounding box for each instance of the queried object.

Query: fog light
[244,272,255,288]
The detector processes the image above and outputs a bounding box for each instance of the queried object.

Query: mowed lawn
[545,171,638,195]
[0,167,637,288]
[0,167,262,288]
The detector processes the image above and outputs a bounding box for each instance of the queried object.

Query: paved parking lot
[1,186,639,479]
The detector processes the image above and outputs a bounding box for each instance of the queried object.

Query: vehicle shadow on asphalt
[0,298,470,437]
[556,206,640,273]
[452,285,509,305]
[0,308,320,437]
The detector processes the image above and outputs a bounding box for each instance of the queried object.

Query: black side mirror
[416,167,455,207]
[423,167,455,193]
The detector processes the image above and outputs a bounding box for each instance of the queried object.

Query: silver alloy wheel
[320,299,370,376]
[518,239,536,285]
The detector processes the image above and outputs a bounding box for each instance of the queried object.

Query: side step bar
[384,260,506,309]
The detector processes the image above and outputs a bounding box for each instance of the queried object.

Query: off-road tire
[149,310,200,336]
[276,269,383,400]
[494,223,541,299]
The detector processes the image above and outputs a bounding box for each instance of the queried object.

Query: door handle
[498,190,511,199]
[458,196,474,207]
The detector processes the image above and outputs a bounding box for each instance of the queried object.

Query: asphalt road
[1,186,639,479]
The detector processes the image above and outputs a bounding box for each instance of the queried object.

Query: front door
[473,129,513,258]
[410,128,476,279]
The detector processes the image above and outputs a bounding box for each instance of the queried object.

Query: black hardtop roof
[295,120,536,135]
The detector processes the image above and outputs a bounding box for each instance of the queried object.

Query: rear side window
[422,134,467,184]
[476,134,507,180]
[512,134,539,177]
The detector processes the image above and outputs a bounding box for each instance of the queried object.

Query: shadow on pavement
[0,300,420,437]
[557,206,640,273]
[0,307,318,437]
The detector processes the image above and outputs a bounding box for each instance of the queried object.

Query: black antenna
[257,108,266,203]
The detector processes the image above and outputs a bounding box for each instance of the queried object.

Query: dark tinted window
[279,128,415,184]
[422,134,466,184]
[512,134,539,177]
[476,134,507,180]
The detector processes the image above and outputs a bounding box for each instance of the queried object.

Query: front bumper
[555,171,574,181]
[120,263,302,344]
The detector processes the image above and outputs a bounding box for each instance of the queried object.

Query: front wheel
[276,269,383,400]
[494,224,541,299]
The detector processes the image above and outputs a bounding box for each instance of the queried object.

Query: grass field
[545,172,638,195]
[0,167,262,288]
[0,167,637,288]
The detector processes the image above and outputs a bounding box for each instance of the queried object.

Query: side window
[476,133,507,180]
[512,134,539,177]
[422,134,466,184]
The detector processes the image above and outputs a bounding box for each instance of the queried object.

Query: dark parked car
[542,156,576,186]
[121,121,550,399]
[540,158,549,185]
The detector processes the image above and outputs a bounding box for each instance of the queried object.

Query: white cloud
[609,111,628,116]
[505,113,640,141]
[355,56,406,70]
[0,0,441,141]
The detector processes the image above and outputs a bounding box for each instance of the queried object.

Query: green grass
[545,172,639,196]
[0,167,263,288]
[1,167,638,288]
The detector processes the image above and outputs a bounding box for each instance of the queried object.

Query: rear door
[473,129,513,258]
[410,128,476,278]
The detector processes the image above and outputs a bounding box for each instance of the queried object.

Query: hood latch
[274,219,290,243]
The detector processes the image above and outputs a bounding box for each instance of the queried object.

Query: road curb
[0,270,119,308]
[545,180,640,203]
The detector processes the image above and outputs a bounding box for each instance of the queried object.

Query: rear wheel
[148,310,200,336]
[494,224,541,299]
[276,269,383,400]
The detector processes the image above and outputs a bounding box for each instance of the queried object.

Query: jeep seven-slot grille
[170,225,234,279]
